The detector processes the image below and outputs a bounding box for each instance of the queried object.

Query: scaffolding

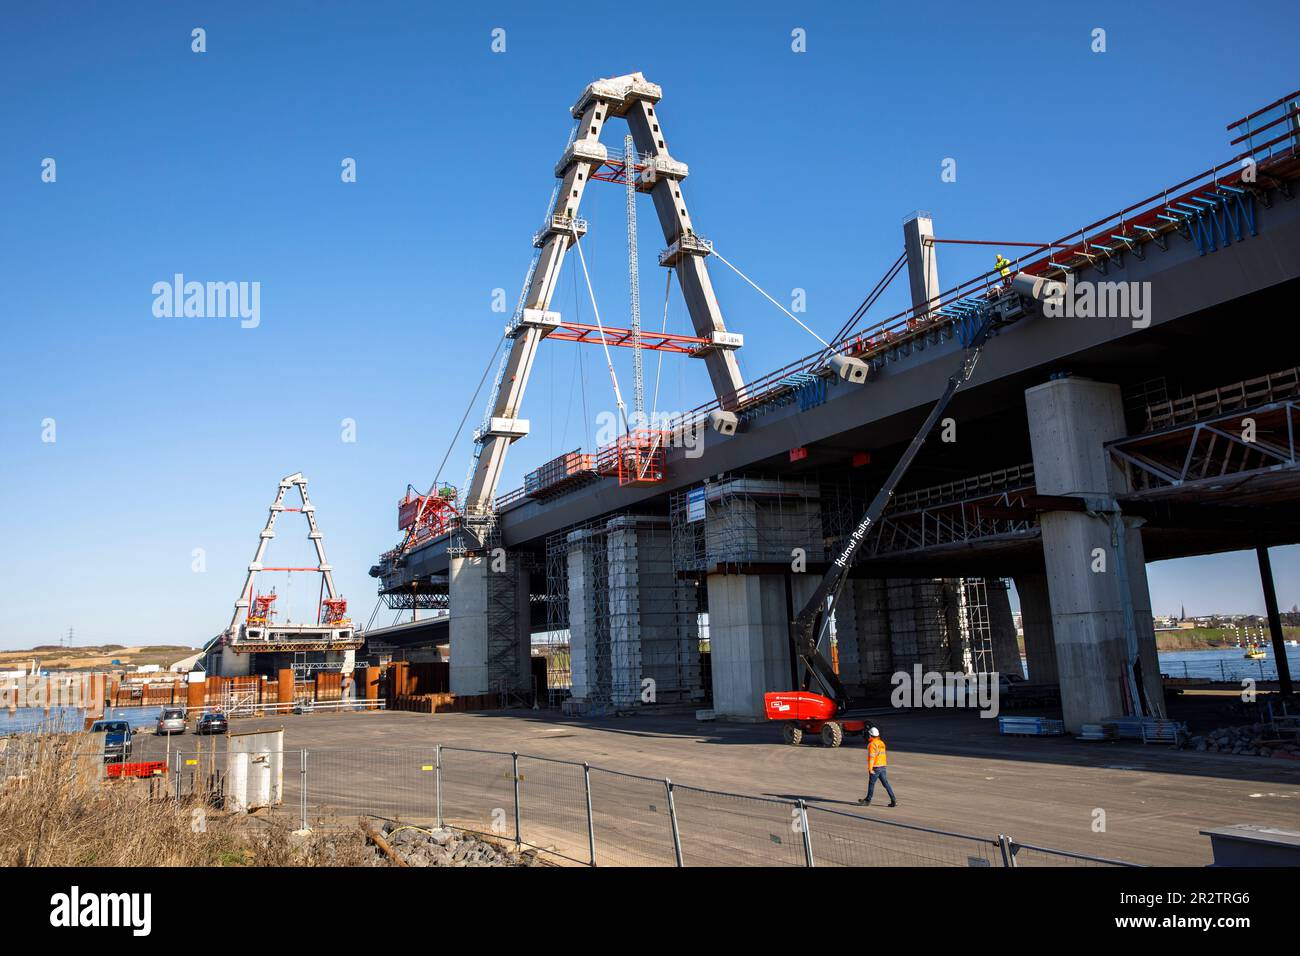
[835,576,1003,690]
[883,579,959,674]
[486,551,535,708]
[545,513,703,715]
[956,578,995,675]
[670,475,839,572]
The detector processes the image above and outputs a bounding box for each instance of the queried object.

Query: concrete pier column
[1014,572,1058,683]
[705,574,788,721]
[565,528,603,707]
[1025,377,1164,731]
[449,552,531,697]
[705,573,819,720]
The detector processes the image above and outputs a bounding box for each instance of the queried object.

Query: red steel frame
[546,320,711,354]
[589,156,647,186]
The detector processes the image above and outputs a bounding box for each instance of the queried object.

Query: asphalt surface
[131,702,1300,866]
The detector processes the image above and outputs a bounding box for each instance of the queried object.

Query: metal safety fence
[150,743,1142,867]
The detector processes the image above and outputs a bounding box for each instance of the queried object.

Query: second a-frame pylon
[203,472,363,679]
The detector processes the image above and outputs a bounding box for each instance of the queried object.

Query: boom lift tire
[783,724,804,746]
[821,722,844,748]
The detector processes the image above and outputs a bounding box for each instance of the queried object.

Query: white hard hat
[869,726,880,737]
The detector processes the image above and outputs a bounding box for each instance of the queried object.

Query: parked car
[195,712,228,736]
[89,720,133,762]
[155,707,187,736]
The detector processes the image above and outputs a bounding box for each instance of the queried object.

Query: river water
[1158,645,1300,682]
[0,705,164,736]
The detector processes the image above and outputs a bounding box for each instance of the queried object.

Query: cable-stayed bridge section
[371,80,1300,731]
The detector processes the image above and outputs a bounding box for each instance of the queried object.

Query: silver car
[155,707,187,735]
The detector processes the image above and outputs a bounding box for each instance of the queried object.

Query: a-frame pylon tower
[228,472,344,634]
[209,472,361,678]
[463,72,747,518]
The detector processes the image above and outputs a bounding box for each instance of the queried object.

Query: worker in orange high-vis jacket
[858,726,897,807]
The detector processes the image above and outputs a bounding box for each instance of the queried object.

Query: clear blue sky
[1,1,1296,648]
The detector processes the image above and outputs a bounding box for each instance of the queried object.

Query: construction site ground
[127,692,1300,867]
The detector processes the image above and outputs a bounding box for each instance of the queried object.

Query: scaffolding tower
[546,513,703,715]
[669,474,837,572]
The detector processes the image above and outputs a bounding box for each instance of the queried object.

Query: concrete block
[1025,377,1128,496]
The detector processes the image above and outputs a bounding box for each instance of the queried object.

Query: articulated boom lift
[764,308,1004,747]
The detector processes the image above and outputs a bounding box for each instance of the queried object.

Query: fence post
[512,752,522,847]
[173,752,181,802]
[665,778,684,867]
[797,799,814,867]
[998,834,1017,867]
[299,749,307,831]
[435,744,444,828]
[583,762,596,867]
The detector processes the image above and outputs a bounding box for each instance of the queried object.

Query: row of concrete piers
[446,374,1181,731]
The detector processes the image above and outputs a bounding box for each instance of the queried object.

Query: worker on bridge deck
[858,726,897,807]
[994,253,1012,287]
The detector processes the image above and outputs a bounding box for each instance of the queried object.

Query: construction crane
[763,305,1006,747]
[626,133,644,421]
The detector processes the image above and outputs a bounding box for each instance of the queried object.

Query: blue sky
[1,1,1296,648]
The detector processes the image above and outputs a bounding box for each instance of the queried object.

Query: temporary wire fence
[149,743,1142,868]
[1001,840,1142,868]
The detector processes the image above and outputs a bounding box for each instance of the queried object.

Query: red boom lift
[765,308,1002,746]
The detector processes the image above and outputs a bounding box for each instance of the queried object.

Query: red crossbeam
[547,320,709,354]
[590,158,647,185]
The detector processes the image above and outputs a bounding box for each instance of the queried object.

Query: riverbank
[1153,626,1299,651]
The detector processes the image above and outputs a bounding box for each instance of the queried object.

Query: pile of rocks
[371,823,543,867]
[1185,723,1300,758]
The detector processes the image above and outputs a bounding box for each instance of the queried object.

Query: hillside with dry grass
[0,644,199,672]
